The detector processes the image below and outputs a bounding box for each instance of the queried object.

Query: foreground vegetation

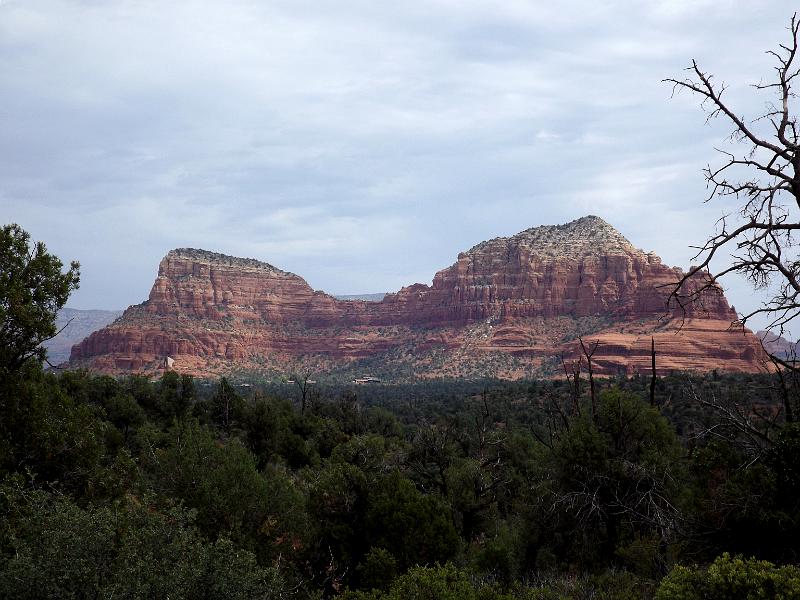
[3,222,800,598]
[2,364,800,599]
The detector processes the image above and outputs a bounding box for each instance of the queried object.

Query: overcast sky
[0,1,795,328]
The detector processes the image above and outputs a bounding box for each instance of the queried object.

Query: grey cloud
[0,0,794,330]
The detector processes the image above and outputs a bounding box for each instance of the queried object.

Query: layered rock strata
[71,216,765,378]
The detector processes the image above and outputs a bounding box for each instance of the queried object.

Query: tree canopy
[0,223,79,374]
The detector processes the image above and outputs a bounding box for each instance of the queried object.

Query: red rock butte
[70,216,766,379]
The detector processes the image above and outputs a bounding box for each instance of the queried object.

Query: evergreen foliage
[0,224,79,374]
[2,223,800,598]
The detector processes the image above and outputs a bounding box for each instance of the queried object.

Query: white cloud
[535,130,561,142]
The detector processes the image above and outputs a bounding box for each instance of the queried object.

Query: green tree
[306,459,370,589]
[379,563,476,600]
[355,547,398,592]
[0,482,286,599]
[156,371,194,421]
[690,423,800,562]
[0,365,114,498]
[0,223,79,374]
[364,471,460,571]
[104,392,146,443]
[546,389,684,572]
[245,396,285,468]
[211,377,244,433]
[657,553,800,600]
[141,420,307,561]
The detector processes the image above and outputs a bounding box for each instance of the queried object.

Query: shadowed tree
[211,377,244,434]
[290,369,315,414]
[0,224,79,374]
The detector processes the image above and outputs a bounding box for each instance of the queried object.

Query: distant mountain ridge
[44,308,122,365]
[757,330,800,360]
[70,216,765,379]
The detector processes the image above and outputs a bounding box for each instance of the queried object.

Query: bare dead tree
[686,382,780,459]
[579,337,599,421]
[560,354,582,417]
[542,388,570,441]
[474,388,493,457]
[41,316,75,370]
[290,369,314,415]
[664,14,800,342]
[650,337,657,407]
[408,419,462,495]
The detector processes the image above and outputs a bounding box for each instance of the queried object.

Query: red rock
[70,216,765,378]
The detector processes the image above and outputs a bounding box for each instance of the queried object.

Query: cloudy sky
[0,1,794,326]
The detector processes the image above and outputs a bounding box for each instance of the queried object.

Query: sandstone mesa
[70,216,766,379]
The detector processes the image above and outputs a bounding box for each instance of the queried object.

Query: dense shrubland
[2,365,800,599]
[2,224,799,598]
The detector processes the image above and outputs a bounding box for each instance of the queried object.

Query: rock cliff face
[43,308,123,365]
[70,216,764,378]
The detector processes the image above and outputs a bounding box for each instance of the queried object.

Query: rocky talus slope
[70,216,765,378]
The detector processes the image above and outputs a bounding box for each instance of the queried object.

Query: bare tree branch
[664,14,800,359]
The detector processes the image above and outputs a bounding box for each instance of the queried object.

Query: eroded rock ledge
[70,216,765,379]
